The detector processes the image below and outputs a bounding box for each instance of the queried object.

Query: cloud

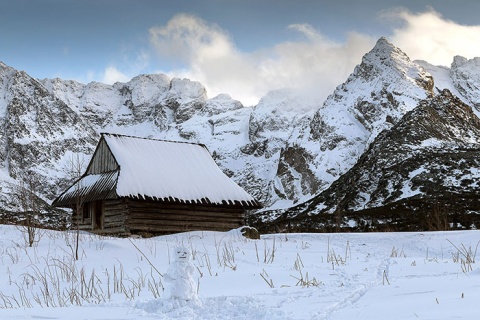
[78,48,149,86]
[148,11,480,107]
[384,8,480,66]
[149,14,375,106]
[149,13,234,65]
[101,66,130,84]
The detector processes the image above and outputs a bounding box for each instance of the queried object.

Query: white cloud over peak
[147,10,480,106]
[385,9,480,67]
[149,13,375,106]
[101,66,130,84]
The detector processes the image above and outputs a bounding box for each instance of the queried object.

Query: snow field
[0,226,479,319]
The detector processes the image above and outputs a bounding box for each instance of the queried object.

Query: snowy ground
[0,225,479,319]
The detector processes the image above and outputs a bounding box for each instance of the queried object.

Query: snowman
[164,246,199,304]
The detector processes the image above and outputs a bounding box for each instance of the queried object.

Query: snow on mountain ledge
[450,55,480,109]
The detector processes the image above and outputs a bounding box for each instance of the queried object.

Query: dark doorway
[93,200,104,230]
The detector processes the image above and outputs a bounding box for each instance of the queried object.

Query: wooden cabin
[52,133,261,235]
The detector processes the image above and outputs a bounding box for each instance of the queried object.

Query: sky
[1,0,480,106]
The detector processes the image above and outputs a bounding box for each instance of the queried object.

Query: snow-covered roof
[54,171,119,206]
[54,134,260,208]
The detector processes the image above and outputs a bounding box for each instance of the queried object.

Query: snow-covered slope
[254,90,480,232]
[450,56,480,110]
[416,58,480,118]
[1,225,480,319]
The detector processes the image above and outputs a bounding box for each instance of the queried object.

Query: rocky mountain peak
[352,37,434,94]
[452,55,468,69]
[369,36,404,58]
[450,56,480,109]
[0,61,18,80]
[392,89,480,146]
[303,38,435,190]
[0,63,97,212]
[0,61,13,74]
[203,94,243,116]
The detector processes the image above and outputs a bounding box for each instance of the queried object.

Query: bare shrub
[447,239,479,273]
[13,174,43,247]
[426,203,449,231]
[65,153,86,260]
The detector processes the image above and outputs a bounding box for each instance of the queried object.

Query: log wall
[124,199,246,234]
[72,210,93,231]
[73,199,129,235]
[101,199,128,234]
[74,198,246,235]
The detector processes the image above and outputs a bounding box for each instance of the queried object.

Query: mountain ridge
[252,89,480,232]
[0,37,479,231]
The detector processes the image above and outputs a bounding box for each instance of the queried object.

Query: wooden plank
[104,214,126,221]
[128,219,242,229]
[86,139,119,174]
[128,215,243,225]
[128,223,238,233]
[125,199,245,213]
[104,204,127,211]
[103,221,127,229]
[127,208,244,216]
[105,200,127,207]
[126,205,244,215]
[90,197,247,235]
[105,198,125,205]
[103,215,126,224]
[93,226,128,235]
[78,224,93,231]
[105,203,127,210]
[125,199,245,233]
[105,207,127,212]
[129,211,244,220]
[128,213,242,221]
[104,200,128,219]
[128,216,243,224]
[104,208,127,217]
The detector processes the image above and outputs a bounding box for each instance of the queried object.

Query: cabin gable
[86,137,119,174]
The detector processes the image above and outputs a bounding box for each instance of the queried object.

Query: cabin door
[92,200,104,230]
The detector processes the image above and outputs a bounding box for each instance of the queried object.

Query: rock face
[275,37,434,204]
[253,90,480,232]
[0,62,97,205]
[450,56,480,110]
[1,37,480,231]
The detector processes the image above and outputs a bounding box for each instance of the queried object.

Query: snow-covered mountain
[1,37,480,231]
[276,37,434,206]
[0,62,97,213]
[254,89,480,232]
[0,61,316,218]
[41,74,323,210]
